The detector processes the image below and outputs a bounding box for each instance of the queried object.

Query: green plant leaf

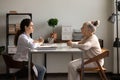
[48,18,58,28]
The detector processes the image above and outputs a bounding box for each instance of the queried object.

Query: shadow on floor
[0,73,112,80]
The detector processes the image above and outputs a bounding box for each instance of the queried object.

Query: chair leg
[80,71,82,80]
[14,77,16,80]
[102,71,108,80]
[98,71,104,80]
[30,70,37,80]
[98,70,108,80]
[96,62,108,80]
[78,69,83,80]
[12,75,16,80]
[79,69,84,80]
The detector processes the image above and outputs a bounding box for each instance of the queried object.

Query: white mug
[48,38,54,43]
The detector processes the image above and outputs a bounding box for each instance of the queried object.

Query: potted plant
[47,18,58,43]
[48,18,58,32]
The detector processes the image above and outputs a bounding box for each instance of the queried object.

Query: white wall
[0,0,113,73]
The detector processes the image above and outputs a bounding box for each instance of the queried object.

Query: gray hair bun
[92,20,100,27]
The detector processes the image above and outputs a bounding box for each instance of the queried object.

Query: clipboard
[36,45,57,50]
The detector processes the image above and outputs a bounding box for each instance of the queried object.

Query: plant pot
[48,32,57,43]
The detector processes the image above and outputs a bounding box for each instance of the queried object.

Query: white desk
[28,43,84,80]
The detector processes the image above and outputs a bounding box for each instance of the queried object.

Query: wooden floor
[0,73,113,80]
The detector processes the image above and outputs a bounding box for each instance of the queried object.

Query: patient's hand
[67,40,72,46]
[78,41,82,44]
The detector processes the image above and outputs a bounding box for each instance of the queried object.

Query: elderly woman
[67,20,102,80]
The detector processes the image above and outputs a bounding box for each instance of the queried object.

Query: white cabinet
[46,53,72,73]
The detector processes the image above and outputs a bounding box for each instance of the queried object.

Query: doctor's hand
[38,37,44,43]
[67,40,72,46]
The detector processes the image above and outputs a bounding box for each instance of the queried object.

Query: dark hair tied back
[14,18,32,46]
[20,18,32,33]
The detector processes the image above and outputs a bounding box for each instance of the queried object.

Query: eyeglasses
[29,25,34,27]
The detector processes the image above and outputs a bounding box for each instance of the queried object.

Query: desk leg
[28,52,32,80]
[44,53,47,80]
[71,53,73,60]
[81,52,84,80]
[44,53,46,68]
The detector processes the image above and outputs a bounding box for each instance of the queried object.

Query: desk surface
[30,43,82,53]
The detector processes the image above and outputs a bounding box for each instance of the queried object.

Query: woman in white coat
[13,18,46,80]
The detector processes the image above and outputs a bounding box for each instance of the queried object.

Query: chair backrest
[84,48,109,65]
[77,48,109,80]
[2,54,25,69]
[99,39,103,48]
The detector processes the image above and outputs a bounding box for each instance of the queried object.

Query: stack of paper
[61,26,73,40]
[36,44,57,50]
